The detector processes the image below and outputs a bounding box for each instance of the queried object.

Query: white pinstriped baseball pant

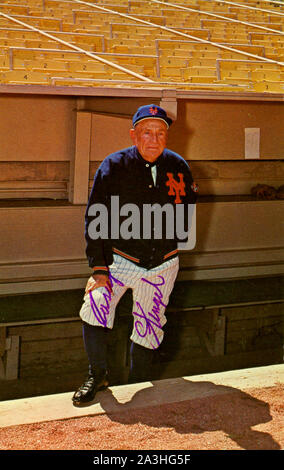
[79,254,179,350]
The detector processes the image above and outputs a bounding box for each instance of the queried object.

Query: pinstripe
[79,254,178,350]
[130,256,179,348]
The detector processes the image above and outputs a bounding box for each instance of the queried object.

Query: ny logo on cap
[149,106,158,116]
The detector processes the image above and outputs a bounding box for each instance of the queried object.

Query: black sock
[82,321,109,372]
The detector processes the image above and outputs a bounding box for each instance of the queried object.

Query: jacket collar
[134,146,165,167]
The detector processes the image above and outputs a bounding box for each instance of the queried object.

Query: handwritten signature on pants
[89,273,124,327]
[89,273,167,349]
[133,276,166,349]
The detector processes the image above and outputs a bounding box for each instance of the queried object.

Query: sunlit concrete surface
[0,364,283,428]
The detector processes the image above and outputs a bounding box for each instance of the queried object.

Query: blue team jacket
[85,145,198,274]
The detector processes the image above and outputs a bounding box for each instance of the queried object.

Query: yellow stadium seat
[0,0,282,93]
[160,67,183,79]
[183,67,216,80]
[159,56,189,68]
[253,81,284,93]
[0,70,50,84]
[0,53,9,70]
[251,70,282,81]
[187,58,217,68]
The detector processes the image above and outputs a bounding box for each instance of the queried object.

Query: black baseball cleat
[72,368,109,405]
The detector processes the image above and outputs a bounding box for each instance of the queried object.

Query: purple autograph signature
[89,273,125,327]
[89,273,167,349]
[133,276,166,349]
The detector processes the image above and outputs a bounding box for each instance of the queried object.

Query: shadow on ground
[83,378,281,450]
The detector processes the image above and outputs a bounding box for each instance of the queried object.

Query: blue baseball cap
[132,104,172,128]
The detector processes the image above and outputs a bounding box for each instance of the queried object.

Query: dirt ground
[0,384,283,451]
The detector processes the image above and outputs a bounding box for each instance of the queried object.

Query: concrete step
[0,364,283,428]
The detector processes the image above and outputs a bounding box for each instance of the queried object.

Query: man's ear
[129,128,136,144]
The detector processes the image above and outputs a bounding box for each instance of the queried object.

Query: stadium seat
[0,0,282,91]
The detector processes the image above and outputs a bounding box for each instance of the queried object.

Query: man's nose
[150,132,159,142]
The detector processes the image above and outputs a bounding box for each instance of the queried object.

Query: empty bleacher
[0,0,282,92]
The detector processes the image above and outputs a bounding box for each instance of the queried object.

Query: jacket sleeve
[177,160,198,243]
[186,162,199,205]
[85,165,113,276]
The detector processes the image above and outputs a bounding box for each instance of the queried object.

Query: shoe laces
[79,375,95,392]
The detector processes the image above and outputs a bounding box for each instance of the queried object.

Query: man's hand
[85,274,113,295]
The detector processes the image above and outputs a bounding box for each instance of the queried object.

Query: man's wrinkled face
[130,119,168,162]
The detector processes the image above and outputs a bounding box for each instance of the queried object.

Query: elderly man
[72,104,198,405]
